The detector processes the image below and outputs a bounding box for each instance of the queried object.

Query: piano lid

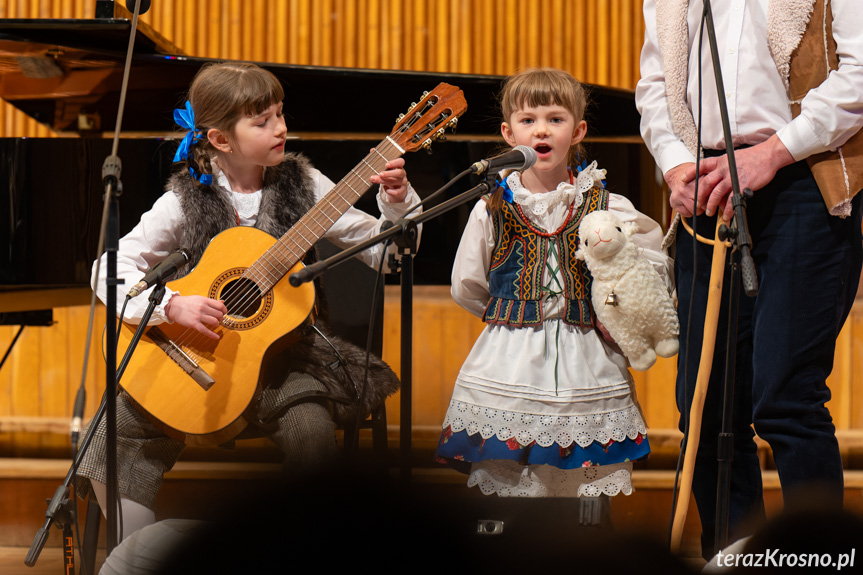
[0,17,641,139]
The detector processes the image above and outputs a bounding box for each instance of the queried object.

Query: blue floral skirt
[435,425,650,473]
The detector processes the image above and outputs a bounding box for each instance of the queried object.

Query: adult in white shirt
[636,0,863,559]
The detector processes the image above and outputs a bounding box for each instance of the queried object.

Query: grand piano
[0,5,650,318]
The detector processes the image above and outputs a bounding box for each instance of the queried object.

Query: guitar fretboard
[243,136,404,292]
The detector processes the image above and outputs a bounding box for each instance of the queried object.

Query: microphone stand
[291,173,498,482]
[24,0,148,568]
[25,285,167,571]
[690,0,759,554]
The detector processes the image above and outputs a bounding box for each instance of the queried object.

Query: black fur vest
[169,154,399,427]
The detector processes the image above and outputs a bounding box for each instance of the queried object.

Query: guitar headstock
[389,83,468,153]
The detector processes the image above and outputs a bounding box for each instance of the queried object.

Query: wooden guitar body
[118,226,316,446]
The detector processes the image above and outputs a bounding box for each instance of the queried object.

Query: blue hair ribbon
[172,101,213,185]
[496,178,513,204]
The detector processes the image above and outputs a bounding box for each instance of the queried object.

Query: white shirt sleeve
[450,200,495,318]
[775,0,863,161]
[635,0,697,175]
[90,191,186,325]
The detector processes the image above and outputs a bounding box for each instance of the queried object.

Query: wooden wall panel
[1,0,648,137]
[382,286,486,430]
[1,306,107,457]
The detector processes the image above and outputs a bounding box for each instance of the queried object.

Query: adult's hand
[694,135,795,221]
[664,162,699,217]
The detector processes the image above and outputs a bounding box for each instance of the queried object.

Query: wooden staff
[670,217,732,554]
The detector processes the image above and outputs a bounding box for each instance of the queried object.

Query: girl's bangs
[239,71,285,117]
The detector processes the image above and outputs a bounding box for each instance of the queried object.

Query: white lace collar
[211,158,264,193]
[211,159,262,220]
[506,161,606,217]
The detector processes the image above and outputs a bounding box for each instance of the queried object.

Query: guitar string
[172,160,376,363]
[164,140,399,366]
[208,160,372,334]
[195,131,403,352]
[220,146,387,299]
[175,137,399,360]
[237,142,395,296]
[230,139,399,301]
[165,161,369,364]
[216,147,390,323]
[179,154,383,357]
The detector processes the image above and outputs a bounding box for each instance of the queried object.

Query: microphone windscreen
[514,145,538,170]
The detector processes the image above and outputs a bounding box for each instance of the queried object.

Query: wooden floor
[0,546,105,575]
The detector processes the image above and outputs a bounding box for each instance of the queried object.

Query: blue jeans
[674,160,863,558]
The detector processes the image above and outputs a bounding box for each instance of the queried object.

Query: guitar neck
[244,136,405,291]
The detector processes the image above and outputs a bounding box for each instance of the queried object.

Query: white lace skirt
[439,321,648,497]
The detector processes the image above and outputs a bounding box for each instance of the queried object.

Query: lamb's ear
[622,221,639,237]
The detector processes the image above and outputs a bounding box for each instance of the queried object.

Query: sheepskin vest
[656,0,862,216]
[484,184,609,328]
[171,153,317,275]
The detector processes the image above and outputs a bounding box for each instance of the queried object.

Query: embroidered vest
[169,152,317,276]
[484,184,609,328]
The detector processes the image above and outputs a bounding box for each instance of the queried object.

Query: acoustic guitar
[116,83,467,446]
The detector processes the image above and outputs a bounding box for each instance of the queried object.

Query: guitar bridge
[147,327,215,391]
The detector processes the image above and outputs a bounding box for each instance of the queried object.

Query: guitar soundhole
[221,278,263,319]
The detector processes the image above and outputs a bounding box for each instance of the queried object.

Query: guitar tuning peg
[396,113,405,123]
[421,139,433,153]
[422,91,429,98]
[408,101,417,111]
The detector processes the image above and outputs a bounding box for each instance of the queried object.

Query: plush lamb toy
[576,210,679,371]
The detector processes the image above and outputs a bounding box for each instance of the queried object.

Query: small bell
[604,291,619,306]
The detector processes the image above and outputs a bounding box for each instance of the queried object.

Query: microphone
[126,0,152,14]
[470,145,538,175]
[127,249,190,298]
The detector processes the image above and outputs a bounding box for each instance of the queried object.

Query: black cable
[351,236,394,451]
